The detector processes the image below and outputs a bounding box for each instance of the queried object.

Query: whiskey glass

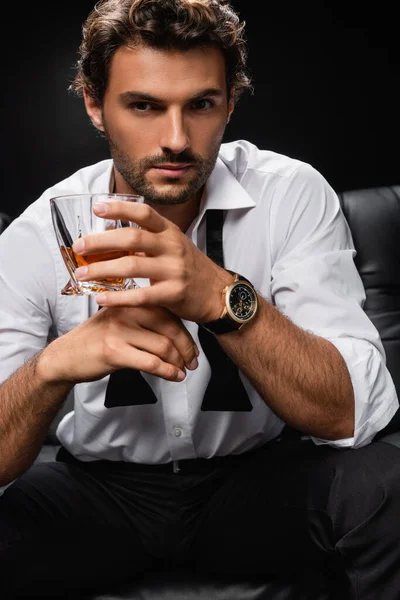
[50,193,144,295]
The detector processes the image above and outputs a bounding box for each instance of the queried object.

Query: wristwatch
[200,270,258,334]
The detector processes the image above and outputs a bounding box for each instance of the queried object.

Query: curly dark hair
[70,0,253,105]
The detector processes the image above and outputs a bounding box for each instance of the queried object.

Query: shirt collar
[108,165,116,194]
[201,156,256,212]
[186,156,255,235]
[87,160,115,195]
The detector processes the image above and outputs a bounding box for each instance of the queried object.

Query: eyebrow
[119,88,224,104]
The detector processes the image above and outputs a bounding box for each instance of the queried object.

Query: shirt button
[173,426,183,437]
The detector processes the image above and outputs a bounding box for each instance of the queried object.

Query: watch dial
[229,284,256,320]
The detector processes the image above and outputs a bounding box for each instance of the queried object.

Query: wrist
[35,341,75,389]
[202,268,236,323]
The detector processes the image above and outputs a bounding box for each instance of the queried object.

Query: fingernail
[96,293,107,304]
[176,370,186,382]
[194,345,200,357]
[187,358,198,371]
[75,266,88,279]
[93,202,108,215]
[72,239,85,253]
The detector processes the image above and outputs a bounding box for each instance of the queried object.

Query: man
[0,0,399,597]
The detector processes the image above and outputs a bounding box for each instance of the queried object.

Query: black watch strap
[200,317,240,335]
[227,270,251,284]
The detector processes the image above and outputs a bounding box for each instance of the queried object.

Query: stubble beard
[104,130,222,206]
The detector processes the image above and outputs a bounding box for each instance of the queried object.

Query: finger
[116,344,186,382]
[75,254,171,283]
[124,327,187,372]
[155,318,199,370]
[97,288,199,370]
[72,227,162,257]
[131,307,199,370]
[95,281,176,310]
[93,201,167,233]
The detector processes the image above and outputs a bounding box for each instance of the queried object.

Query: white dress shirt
[0,140,397,462]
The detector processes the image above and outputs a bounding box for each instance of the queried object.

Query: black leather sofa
[1,184,399,599]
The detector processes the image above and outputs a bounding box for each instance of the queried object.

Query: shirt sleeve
[0,216,56,384]
[270,163,398,449]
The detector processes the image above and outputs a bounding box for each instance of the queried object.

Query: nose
[159,108,190,154]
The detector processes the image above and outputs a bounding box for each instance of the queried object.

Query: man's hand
[71,201,234,323]
[39,305,199,385]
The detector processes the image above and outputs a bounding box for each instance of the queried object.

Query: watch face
[228,283,257,321]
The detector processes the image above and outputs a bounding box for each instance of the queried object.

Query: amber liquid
[60,246,130,295]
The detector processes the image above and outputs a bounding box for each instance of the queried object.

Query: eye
[192,99,214,110]
[130,102,154,112]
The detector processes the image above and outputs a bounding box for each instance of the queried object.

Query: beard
[103,128,222,206]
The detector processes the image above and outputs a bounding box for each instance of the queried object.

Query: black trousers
[1,436,400,599]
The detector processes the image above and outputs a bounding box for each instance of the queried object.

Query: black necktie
[199,210,252,411]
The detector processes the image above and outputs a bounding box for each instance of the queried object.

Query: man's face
[86,44,234,206]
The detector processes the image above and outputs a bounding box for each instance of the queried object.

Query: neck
[112,168,203,232]
[149,194,203,233]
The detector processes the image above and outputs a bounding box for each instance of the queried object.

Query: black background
[2,1,399,219]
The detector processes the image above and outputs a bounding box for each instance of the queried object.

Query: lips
[155,163,191,169]
[151,164,193,177]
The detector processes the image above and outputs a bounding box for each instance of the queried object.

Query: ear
[83,88,105,132]
[227,91,235,124]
